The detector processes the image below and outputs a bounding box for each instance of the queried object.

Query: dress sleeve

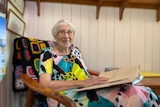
[39,48,53,75]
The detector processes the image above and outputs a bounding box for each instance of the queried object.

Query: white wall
[24,1,160,72]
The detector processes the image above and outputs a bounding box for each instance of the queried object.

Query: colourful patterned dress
[39,46,160,107]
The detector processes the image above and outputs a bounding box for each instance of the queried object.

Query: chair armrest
[87,69,100,76]
[20,74,76,107]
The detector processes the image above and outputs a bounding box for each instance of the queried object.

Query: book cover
[75,65,140,92]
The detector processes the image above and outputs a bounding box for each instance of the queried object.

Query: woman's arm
[39,73,108,92]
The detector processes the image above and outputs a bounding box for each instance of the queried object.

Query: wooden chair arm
[20,74,76,107]
[87,69,100,76]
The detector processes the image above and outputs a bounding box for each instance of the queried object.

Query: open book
[75,65,143,92]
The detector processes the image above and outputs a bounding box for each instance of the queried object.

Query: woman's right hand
[83,75,109,87]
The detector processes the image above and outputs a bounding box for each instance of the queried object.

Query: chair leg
[25,89,34,107]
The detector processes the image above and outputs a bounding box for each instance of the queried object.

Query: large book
[76,65,143,92]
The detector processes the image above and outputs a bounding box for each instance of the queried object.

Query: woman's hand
[83,75,109,87]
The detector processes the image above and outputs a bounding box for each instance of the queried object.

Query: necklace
[54,46,70,56]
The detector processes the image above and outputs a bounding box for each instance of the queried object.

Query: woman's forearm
[49,80,85,92]
[39,73,108,92]
[39,73,86,92]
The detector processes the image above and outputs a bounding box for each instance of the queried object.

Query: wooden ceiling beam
[157,5,160,22]
[96,0,103,19]
[33,0,97,5]
[119,0,130,20]
[30,0,160,22]
[37,0,40,16]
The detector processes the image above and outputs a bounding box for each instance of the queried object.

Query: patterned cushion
[12,37,56,92]
[13,37,56,107]
[12,38,26,92]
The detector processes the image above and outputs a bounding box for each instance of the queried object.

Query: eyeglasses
[57,30,74,35]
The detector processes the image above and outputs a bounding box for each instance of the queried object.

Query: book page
[99,65,139,82]
[75,65,139,92]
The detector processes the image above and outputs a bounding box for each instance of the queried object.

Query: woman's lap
[47,85,160,107]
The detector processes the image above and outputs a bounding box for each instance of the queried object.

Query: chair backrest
[12,37,56,106]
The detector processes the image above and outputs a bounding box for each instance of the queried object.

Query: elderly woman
[39,19,160,107]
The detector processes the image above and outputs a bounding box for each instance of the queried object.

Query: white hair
[51,19,75,37]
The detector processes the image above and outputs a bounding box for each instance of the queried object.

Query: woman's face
[54,24,74,49]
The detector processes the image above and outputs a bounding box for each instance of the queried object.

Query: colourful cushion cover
[12,37,55,92]
[13,37,56,107]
